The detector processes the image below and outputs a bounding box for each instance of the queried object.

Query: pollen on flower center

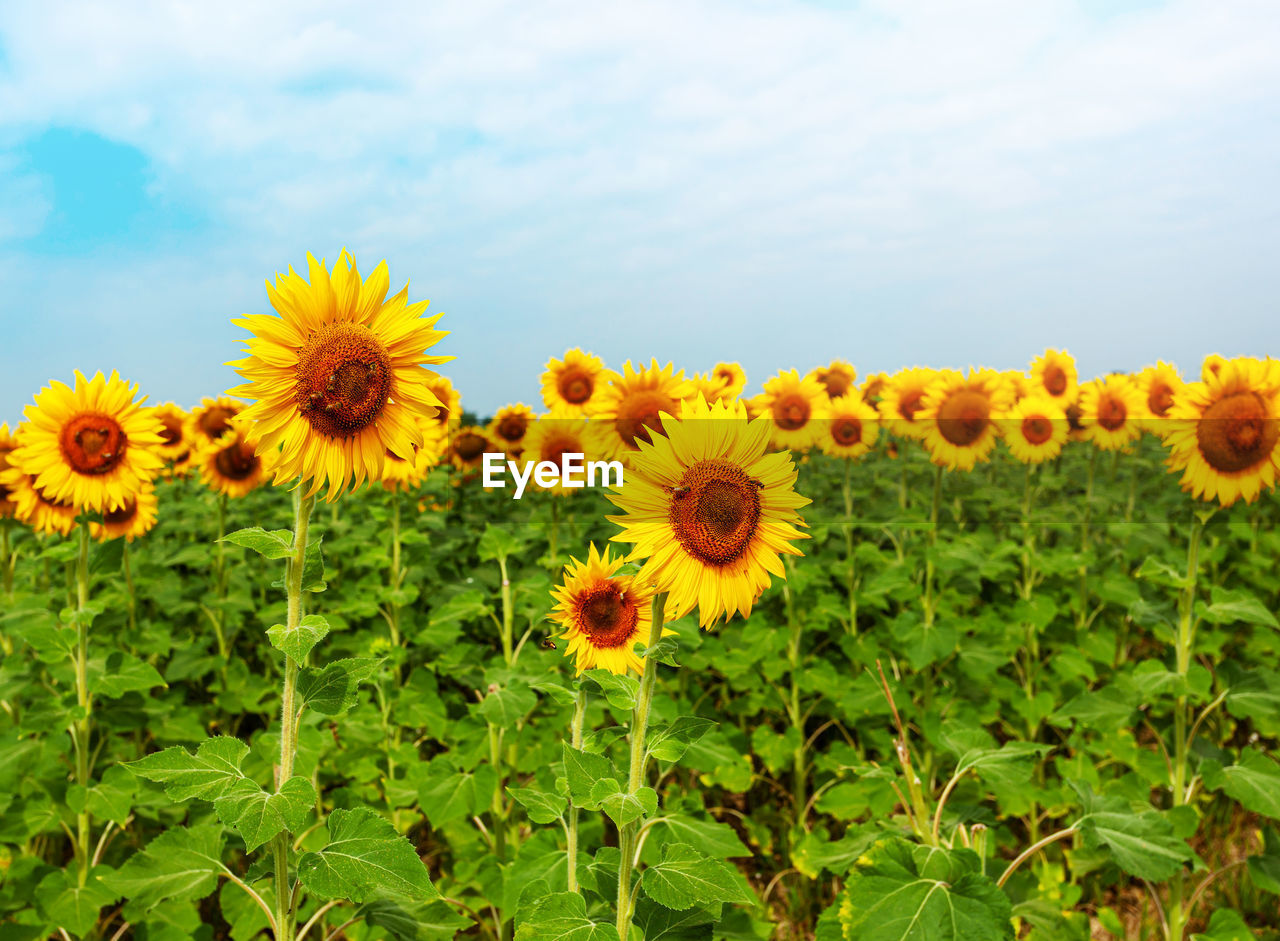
[1044,367,1067,396]
[103,499,138,526]
[937,390,989,446]
[497,415,528,442]
[898,391,925,421]
[1097,395,1128,431]
[576,584,638,648]
[454,431,488,461]
[61,413,128,476]
[832,417,862,446]
[159,415,184,446]
[1149,384,1175,417]
[670,460,762,566]
[1022,416,1053,445]
[199,406,237,439]
[295,322,393,438]
[1197,392,1278,472]
[773,394,811,430]
[215,440,261,481]
[821,372,852,397]
[558,372,593,405]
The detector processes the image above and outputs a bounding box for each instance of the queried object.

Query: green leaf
[298,807,439,904]
[220,527,295,558]
[560,744,616,810]
[214,776,317,852]
[1200,750,1280,820]
[266,614,331,662]
[126,736,251,801]
[88,651,167,698]
[36,867,117,937]
[417,762,497,827]
[590,779,657,826]
[479,681,538,728]
[297,658,379,715]
[793,826,879,879]
[648,717,717,763]
[1246,828,1280,895]
[1073,783,1197,881]
[362,899,474,940]
[1200,586,1279,628]
[100,825,227,915]
[838,839,1014,940]
[89,538,124,575]
[515,889,621,941]
[1191,909,1255,941]
[659,815,751,859]
[640,636,681,667]
[66,765,137,826]
[633,898,716,941]
[581,669,639,710]
[478,524,526,562]
[641,843,755,911]
[507,786,567,825]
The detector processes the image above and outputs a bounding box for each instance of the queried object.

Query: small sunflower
[1077,375,1145,451]
[1001,396,1068,464]
[228,250,451,501]
[186,397,242,448]
[819,395,879,459]
[448,425,493,475]
[423,375,462,436]
[197,431,277,499]
[9,370,164,512]
[487,403,536,458]
[0,464,79,537]
[541,349,617,416]
[916,369,1014,471]
[152,403,191,463]
[1030,349,1077,404]
[92,483,159,542]
[684,373,732,406]
[606,395,810,629]
[0,424,17,518]
[382,423,446,492]
[860,372,889,405]
[749,369,830,451]
[711,362,747,399]
[1164,357,1280,506]
[878,368,936,441]
[594,359,693,456]
[550,543,670,676]
[807,360,857,400]
[520,408,617,495]
[1202,353,1228,382]
[1138,362,1184,435]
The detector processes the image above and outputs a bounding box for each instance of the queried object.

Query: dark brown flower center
[937,390,990,446]
[558,370,593,405]
[199,405,238,440]
[670,459,762,566]
[496,414,528,443]
[575,583,639,648]
[1021,416,1053,445]
[1148,382,1175,418]
[1197,391,1278,473]
[616,390,676,448]
[159,414,184,446]
[862,378,885,402]
[773,394,811,431]
[215,439,261,481]
[61,413,128,476]
[295,323,393,438]
[104,500,138,526]
[831,417,863,446]
[820,371,852,398]
[898,389,925,421]
[1097,394,1128,431]
[1044,366,1067,396]
[454,432,488,462]
[0,448,13,503]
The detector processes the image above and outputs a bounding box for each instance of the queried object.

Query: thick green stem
[923,464,943,627]
[122,540,137,633]
[566,688,587,894]
[1077,449,1096,628]
[388,489,402,650]
[74,521,92,885]
[498,555,514,667]
[841,460,857,635]
[782,566,807,824]
[616,592,668,940]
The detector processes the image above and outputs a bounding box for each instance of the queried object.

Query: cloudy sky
[1,0,1277,422]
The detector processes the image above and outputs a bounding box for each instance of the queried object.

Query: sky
[1,0,1278,422]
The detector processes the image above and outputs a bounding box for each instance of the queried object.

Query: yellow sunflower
[487,403,536,458]
[1030,349,1077,404]
[878,368,936,441]
[916,369,1015,471]
[448,425,493,475]
[1000,395,1069,464]
[1138,362,1184,435]
[684,373,732,406]
[228,250,451,502]
[711,362,747,399]
[9,370,164,513]
[167,449,195,480]
[197,431,277,499]
[1164,357,1280,507]
[594,359,693,456]
[151,402,191,463]
[0,464,79,537]
[860,372,889,405]
[186,397,243,448]
[92,483,159,542]
[423,375,462,436]
[606,395,810,629]
[749,369,830,451]
[382,422,446,492]
[541,348,618,416]
[807,360,857,400]
[520,408,617,496]
[819,395,880,459]
[0,424,16,519]
[1201,353,1228,382]
[550,543,671,676]
[1077,375,1145,451]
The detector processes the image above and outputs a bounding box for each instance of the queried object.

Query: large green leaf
[100,825,227,915]
[35,867,117,937]
[1073,784,1197,881]
[214,775,317,852]
[297,658,379,715]
[1201,750,1280,821]
[515,889,620,941]
[266,613,331,662]
[641,843,755,911]
[362,899,474,940]
[126,736,251,801]
[298,807,439,904]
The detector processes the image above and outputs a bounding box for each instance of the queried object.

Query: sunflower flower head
[594,359,693,457]
[186,397,243,449]
[1138,362,1184,435]
[521,407,618,496]
[916,369,1015,471]
[749,369,831,451]
[711,362,747,399]
[819,395,880,459]
[197,430,278,498]
[807,360,857,400]
[92,482,159,542]
[1000,395,1069,464]
[878,368,937,441]
[0,424,17,519]
[487,403,536,459]
[1030,349,1077,403]
[541,349,618,416]
[1078,375,1145,451]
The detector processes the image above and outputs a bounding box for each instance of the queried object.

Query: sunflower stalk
[566,687,587,895]
[841,458,857,635]
[73,519,93,885]
[616,591,668,940]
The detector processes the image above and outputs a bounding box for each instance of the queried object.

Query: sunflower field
[1,253,1279,941]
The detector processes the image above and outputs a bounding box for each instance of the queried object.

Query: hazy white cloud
[1,0,1278,418]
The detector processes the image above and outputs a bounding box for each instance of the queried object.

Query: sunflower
[9,370,164,513]
[520,408,617,495]
[820,395,879,459]
[0,424,16,519]
[487,403,536,458]
[1003,370,1031,402]
[423,375,463,435]
[1164,357,1280,507]
[684,373,732,406]
[150,402,190,464]
[1030,349,1077,404]
[915,369,1014,471]
[1001,395,1068,464]
[606,394,810,628]
[807,360,857,400]
[550,543,672,675]
[711,362,747,399]
[594,359,693,456]
[749,369,830,451]
[448,425,493,475]
[0,464,79,537]
[1202,353,1228,382]
[228,251,451,502]
[186,397,242,448]
[1138,362,1184,435]
[878,368,936,441]
[541,348,617,416]
[92,483,159,542]
[1077,375,1144,451]
[197,431,276,499]
[382,423,446,492]
[860,372,889,405]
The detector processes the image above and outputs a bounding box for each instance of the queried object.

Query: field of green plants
[2,430,1278,941]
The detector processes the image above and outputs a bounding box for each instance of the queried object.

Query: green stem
[782,566,807,825]
[388,489,402,651]
[842,460,857,635]
[566,688,587,894]
[74,521,92,885]
[122,540,137,633]
[498,555,514,667]
[1077,449,1096,629]
[213,494,230,686]
[923,463,943,627]
[616,592,668,940]
[1,522,14,657]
